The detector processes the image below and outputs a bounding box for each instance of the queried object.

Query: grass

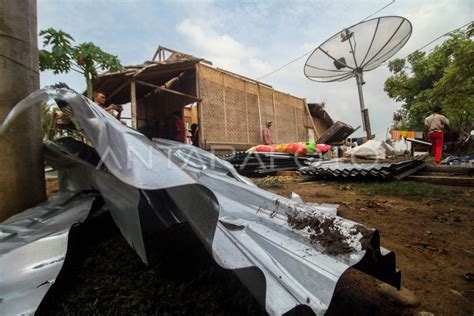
[359,181,459,199]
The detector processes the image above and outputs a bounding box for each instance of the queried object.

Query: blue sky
[38,0,473,139]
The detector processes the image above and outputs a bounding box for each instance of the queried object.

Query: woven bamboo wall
[198,64,312,149]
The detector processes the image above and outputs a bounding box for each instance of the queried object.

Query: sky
[38,0,473,139]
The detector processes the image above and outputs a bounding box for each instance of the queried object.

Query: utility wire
[361,0,395,21]
[410,21,471,53]
[256,50,313,80]
[256,0,396,80]
[383,21,472,66]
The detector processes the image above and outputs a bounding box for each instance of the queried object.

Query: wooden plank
[134,80,201,101]
[130,80,137,128]
[272,90,278,143]
[424,165,473,175]
[405,175,474,187]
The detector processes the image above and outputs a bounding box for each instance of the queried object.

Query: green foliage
[39,28,122,97]
[384,25,474,131]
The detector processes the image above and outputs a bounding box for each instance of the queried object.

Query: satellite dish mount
[304,16,413,140]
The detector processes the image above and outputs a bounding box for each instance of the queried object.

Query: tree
[384,24,474,131]
[39,28,122,98]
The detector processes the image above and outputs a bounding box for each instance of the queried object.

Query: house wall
[197,64,313,150]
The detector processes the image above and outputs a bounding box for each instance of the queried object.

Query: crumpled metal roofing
[1,89,401,315]
[299,158,426,180]
[0,191,98,315]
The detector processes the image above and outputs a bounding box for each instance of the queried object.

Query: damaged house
[93,47,331,151]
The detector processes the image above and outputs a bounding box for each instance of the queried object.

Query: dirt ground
[261,176,474,315]
[41,177,473,315]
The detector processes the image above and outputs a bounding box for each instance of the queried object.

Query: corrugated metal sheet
[317,121,356,144]
[0,89,402,315]
[299,159,426,179]
[0,192,98,315]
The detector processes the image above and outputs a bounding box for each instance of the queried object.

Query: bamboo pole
[257,84,263,143]
[131,80,137,128]
[195,64,204,148]
[244,82,250,144]
[272,90,278,143]
[135,80,201,101]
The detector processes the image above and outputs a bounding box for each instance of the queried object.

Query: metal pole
[0,0,46,221]
[355,71,372,140]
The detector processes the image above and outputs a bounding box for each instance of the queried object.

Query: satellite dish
[304,16,412,139]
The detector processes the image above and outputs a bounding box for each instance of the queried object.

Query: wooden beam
[304,98,319,140]
[106,65,152,101]
[425,165,473,175]
[213,65,272,88]
[130,80,137,128]
[134,80,201,101]
[257,84,263,143]
[272,90,278,143]
[195,64,204,148]
[406,175,474,187]
[222,73,227,140]
[152,46,160,61]
[294,106,298,142]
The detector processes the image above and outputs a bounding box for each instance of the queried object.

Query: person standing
[174,111,186,142]
[93,90,123,120]
[424,105,450,164]
[165,111,186,142]
[262,121,273,145]
[190,123,199,147]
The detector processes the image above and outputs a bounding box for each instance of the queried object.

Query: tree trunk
[86,72,93,99]
[0,0,46,221]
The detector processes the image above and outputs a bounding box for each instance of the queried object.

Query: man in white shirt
[424,106,450,164]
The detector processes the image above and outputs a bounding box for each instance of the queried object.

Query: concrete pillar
[0,0,46,221]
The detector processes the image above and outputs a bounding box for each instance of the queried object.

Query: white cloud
[176,19,273,78]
